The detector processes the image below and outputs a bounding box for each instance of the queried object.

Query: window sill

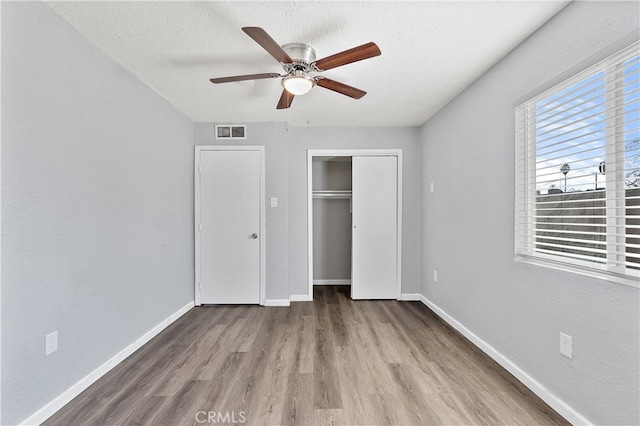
[515,254,640,288]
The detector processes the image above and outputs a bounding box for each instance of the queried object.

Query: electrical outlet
[433,270,438,282]
[45,330,58,356]
[559,332,572,359]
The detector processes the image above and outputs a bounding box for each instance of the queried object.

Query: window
[515,42,639,286]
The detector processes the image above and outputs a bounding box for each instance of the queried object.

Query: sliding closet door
[351,156,398,299]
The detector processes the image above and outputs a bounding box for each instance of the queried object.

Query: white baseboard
[290,294,312,302]
[418,294,590,426]
[263,299,291,307]
[398,293,421,301]
[18,301,194,426]
[313,279,351,285]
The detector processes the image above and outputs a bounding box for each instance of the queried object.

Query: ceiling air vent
[215,124,247,140]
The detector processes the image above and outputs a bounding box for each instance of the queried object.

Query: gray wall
[1,3,194,424]
[312,198,352,280]
[195,124,422,298]
[312,160,353,191]
[420,2,639,424]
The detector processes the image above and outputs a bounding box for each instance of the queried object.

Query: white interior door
[351,155,398,299]
[196,148,262,304]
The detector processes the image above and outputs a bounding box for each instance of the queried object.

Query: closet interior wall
[312,157,352,285]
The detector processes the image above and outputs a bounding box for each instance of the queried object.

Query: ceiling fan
[209,27,381,109]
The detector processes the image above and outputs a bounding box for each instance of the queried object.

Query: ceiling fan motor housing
[282,43,316,72]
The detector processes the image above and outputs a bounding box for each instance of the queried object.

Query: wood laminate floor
[44,286,569,426]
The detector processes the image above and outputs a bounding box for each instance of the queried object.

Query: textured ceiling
[44,1,569,127]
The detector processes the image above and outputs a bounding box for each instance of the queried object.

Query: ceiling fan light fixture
[282,72,314,95]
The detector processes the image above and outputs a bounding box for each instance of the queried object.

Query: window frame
[515,42,640,288]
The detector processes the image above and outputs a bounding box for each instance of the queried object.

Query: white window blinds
[515,42,640,286]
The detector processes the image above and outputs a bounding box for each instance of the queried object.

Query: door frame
[194,145,266,306]
[307,149,403,301]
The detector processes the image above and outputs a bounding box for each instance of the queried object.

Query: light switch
[430,182,435,193]
[270,197,278,208]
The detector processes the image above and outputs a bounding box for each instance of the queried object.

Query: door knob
[251,233,258,239]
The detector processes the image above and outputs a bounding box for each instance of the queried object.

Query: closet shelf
[312,190,352,199]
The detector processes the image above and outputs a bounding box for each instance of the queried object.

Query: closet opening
[312,156,353,290]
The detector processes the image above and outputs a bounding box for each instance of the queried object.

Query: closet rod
[312,190,352,199]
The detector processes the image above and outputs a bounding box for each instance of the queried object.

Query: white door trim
[194,145,266,306]
[307,149,403,301]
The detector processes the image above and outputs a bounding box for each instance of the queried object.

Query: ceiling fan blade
[276,89,295,109]
[316,78,367,99]
[242,27,293,64]
[313,42,381,71]
[210,73,281,84]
